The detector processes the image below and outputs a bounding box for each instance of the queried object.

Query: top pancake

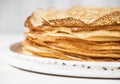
[27,6,120,27]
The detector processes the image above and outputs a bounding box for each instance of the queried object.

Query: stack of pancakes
[22,6,120,62]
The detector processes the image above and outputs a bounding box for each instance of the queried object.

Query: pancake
[23,6,120,62]
[22,39,120,62]
[24,33,120,58]
[25,29,120,41]
[27,6,120,27]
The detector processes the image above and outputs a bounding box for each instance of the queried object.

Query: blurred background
[0,0,120,33]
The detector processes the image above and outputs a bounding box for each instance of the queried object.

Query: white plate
[7,42,120,78]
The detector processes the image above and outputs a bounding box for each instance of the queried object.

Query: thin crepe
[27,6,120,27]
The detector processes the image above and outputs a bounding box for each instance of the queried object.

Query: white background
[0,0,120,33]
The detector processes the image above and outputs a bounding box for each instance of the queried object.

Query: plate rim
[7,42,120,78]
